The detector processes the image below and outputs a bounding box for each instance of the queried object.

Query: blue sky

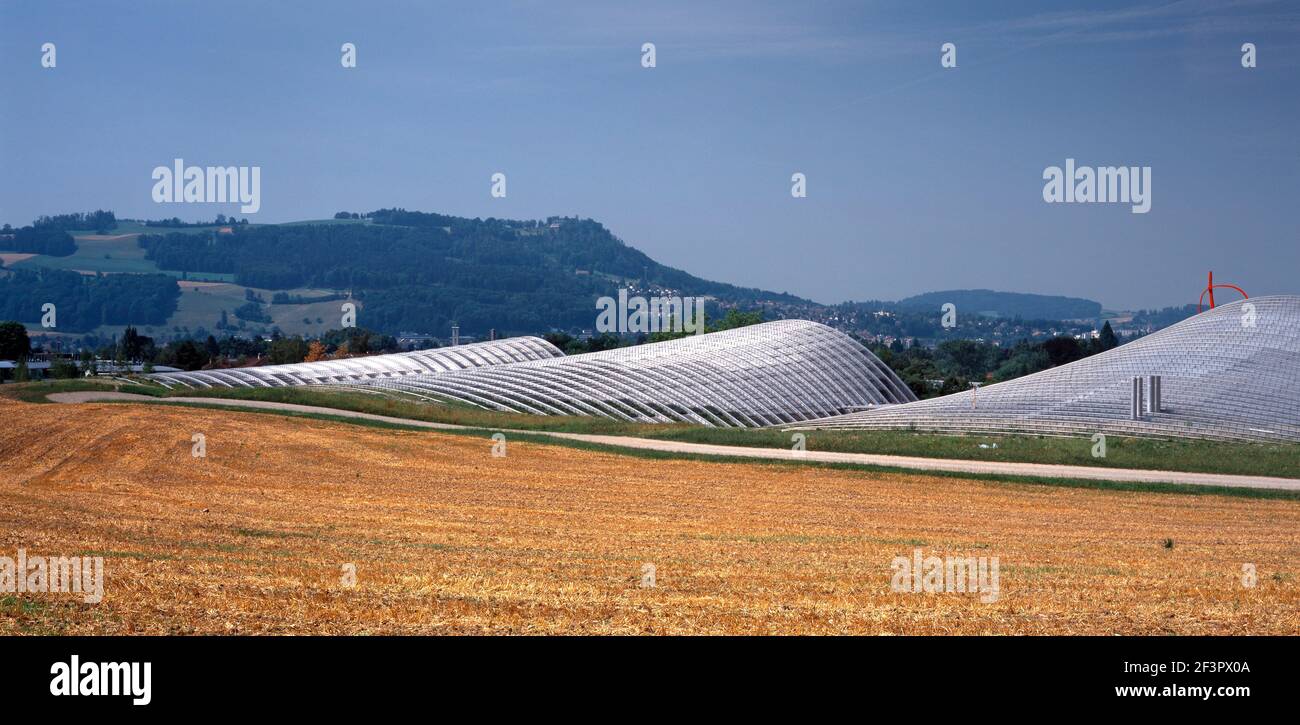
[2,0,1297,309]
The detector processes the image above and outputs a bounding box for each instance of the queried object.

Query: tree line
[869,321,1121,398]
[1,224,77,256]
[0,210,119,257]
[33,210,118,233]
[0,268,180,332]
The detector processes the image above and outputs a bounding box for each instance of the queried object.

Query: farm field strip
[45,391,1300,492]
[2,398,1297,635]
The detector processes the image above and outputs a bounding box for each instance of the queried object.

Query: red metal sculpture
[1198,271,1248,312]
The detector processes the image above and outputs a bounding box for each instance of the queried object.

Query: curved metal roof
[147,336,564,389]
[349,320,917,427]
[794,296,1300,442]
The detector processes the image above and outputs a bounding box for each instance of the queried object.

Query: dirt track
[2,398,1298,634]
[48,391,1300,491]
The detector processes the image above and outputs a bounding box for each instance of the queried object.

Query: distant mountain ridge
[896,289,1103,321]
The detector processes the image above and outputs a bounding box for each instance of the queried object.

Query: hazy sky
[2,0,1297,310]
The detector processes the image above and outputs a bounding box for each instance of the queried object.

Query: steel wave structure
[147,336,564,388]
[794,296,1300,442]
[351,320,917,427]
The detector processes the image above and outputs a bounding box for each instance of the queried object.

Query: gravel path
[46,391,1300,491]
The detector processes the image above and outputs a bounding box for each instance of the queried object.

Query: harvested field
[1,398,1297,635]
[73,234,138,242]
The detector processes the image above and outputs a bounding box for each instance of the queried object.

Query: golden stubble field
[1,398,1297,635]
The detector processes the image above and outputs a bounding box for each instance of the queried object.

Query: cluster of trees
[5,322,402,376]
[647,308,764,342]
[317,327,398,355]
[1130,304,1198,328]
[270,291,346,305]
[869,322,1120,398]
[542,331,626,356]
[364,208,457,228]
[1,224,76,256]
[230,293,277,325]
[1,319,83,381]
[49,326,177,373]
[33,210,118,233]
[2,322,143,380]
[153,327,398,371]
[233,301,271,323]
[135,209,806,336]
[895,289,1103,320]
[0,269,181,332]
[0,211,121,258]
[829,300,1099,341]
[0,321,30,360]
[141,215,249,228]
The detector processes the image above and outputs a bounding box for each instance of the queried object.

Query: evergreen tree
[1098,321,1119,351]
[0,321,31,360]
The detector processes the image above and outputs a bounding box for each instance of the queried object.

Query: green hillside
[132,208,809,336]
[2,209,810,338]
[897,289,1103,320]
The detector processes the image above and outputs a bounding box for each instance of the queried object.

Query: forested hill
[136,209,809,335]
[897,289,1103,320]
